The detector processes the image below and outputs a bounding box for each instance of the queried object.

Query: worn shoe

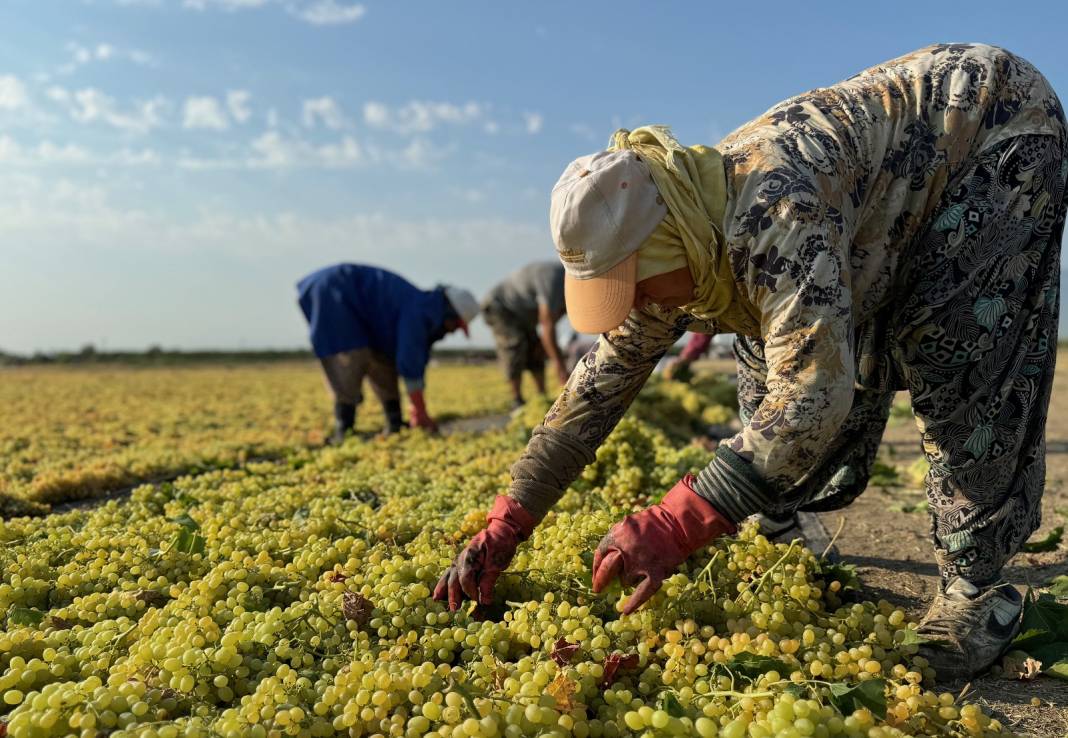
[380,399,407,437]
[748,511,840,561]
[916,578,1022,681]
[329,402,357,445]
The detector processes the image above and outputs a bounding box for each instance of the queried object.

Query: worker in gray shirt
[481,261,568,408]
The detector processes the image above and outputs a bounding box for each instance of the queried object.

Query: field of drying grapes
[0,358,1064,738]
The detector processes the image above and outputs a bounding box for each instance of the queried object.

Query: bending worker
[662,332,713,382]
[437,44,1067,681]
[481,260,568,408]
[296,263,478,442]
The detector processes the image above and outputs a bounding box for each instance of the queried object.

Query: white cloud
[289,0,365,25]
[247,130,362,169]
[523,111,543,135]
[178,130,445,172]
[395,137,446,169]
[483,120,500,135]
[362,101,389,128]
[266,108,279,128]
[183,0,268,9]
[56,87,169,134]
[183,96,230,130]
[227,90,252,123]
[0,75,28,110]
[0,135,160,167]
[59,42,155,75]
[362,100,484,135]
[302,96,345,129]
[181,0,366,25]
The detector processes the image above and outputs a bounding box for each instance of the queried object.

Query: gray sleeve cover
[691,445,777,524]
[508,425,596,518]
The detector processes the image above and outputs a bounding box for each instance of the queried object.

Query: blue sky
[2,0,1067,352]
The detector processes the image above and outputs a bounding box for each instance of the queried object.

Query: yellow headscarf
[610,126,758,332]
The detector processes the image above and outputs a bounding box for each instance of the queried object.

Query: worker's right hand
[433,495,537,611]
[591,475,735,614]
[555,362,570,386]
[407,390,438,432]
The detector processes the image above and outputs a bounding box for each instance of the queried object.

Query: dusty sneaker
[916,578,1022,681]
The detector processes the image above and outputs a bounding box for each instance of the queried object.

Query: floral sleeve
[543,305,691,446]
[508,306,692,517]
[724,197,856,493]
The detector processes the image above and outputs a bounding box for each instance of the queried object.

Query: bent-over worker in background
[296,263,479,443]
[436,43,1068,681]
[481,261,568,409]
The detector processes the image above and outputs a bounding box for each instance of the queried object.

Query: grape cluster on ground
[0,362,1047,737]
[0,363,511,514]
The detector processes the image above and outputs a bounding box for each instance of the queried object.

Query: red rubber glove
[407,390,437,432]
[679,333,713,362]
[592,474,736,614]
[434,496,537,610]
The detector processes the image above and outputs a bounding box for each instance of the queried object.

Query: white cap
[444,285,479,337]
[549,149,667,333]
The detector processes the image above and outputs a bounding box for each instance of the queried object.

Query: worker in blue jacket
[297,264,479,443]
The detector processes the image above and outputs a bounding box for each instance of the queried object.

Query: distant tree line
[0,344,497,367]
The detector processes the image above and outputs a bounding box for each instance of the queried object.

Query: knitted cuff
[691,446,777,525]
[508,425,596,518]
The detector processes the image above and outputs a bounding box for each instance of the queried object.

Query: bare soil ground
[699,356,1068,736]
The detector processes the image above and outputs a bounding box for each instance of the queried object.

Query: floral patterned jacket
[511,43,1066,517]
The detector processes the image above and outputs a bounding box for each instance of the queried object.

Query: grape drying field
[0,360,1064,738]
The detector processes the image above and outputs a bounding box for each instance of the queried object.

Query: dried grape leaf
[1029,642,1068,681]
[551,638,580,666]
[599,652,639,688]
[134,589,169,606]
[1001,650,1043,680]
[48,615,74,630]
[324,568,348,583]
[342,592,373,628]
[546,672,581,711]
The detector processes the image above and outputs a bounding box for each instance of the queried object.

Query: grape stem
[739,541,798,604]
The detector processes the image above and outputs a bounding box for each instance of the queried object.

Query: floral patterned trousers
[735,134,1068,585]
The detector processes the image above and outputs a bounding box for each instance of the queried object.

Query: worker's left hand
[592,475,735,614]
[407,390,438,432]
[433,495,537,610]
